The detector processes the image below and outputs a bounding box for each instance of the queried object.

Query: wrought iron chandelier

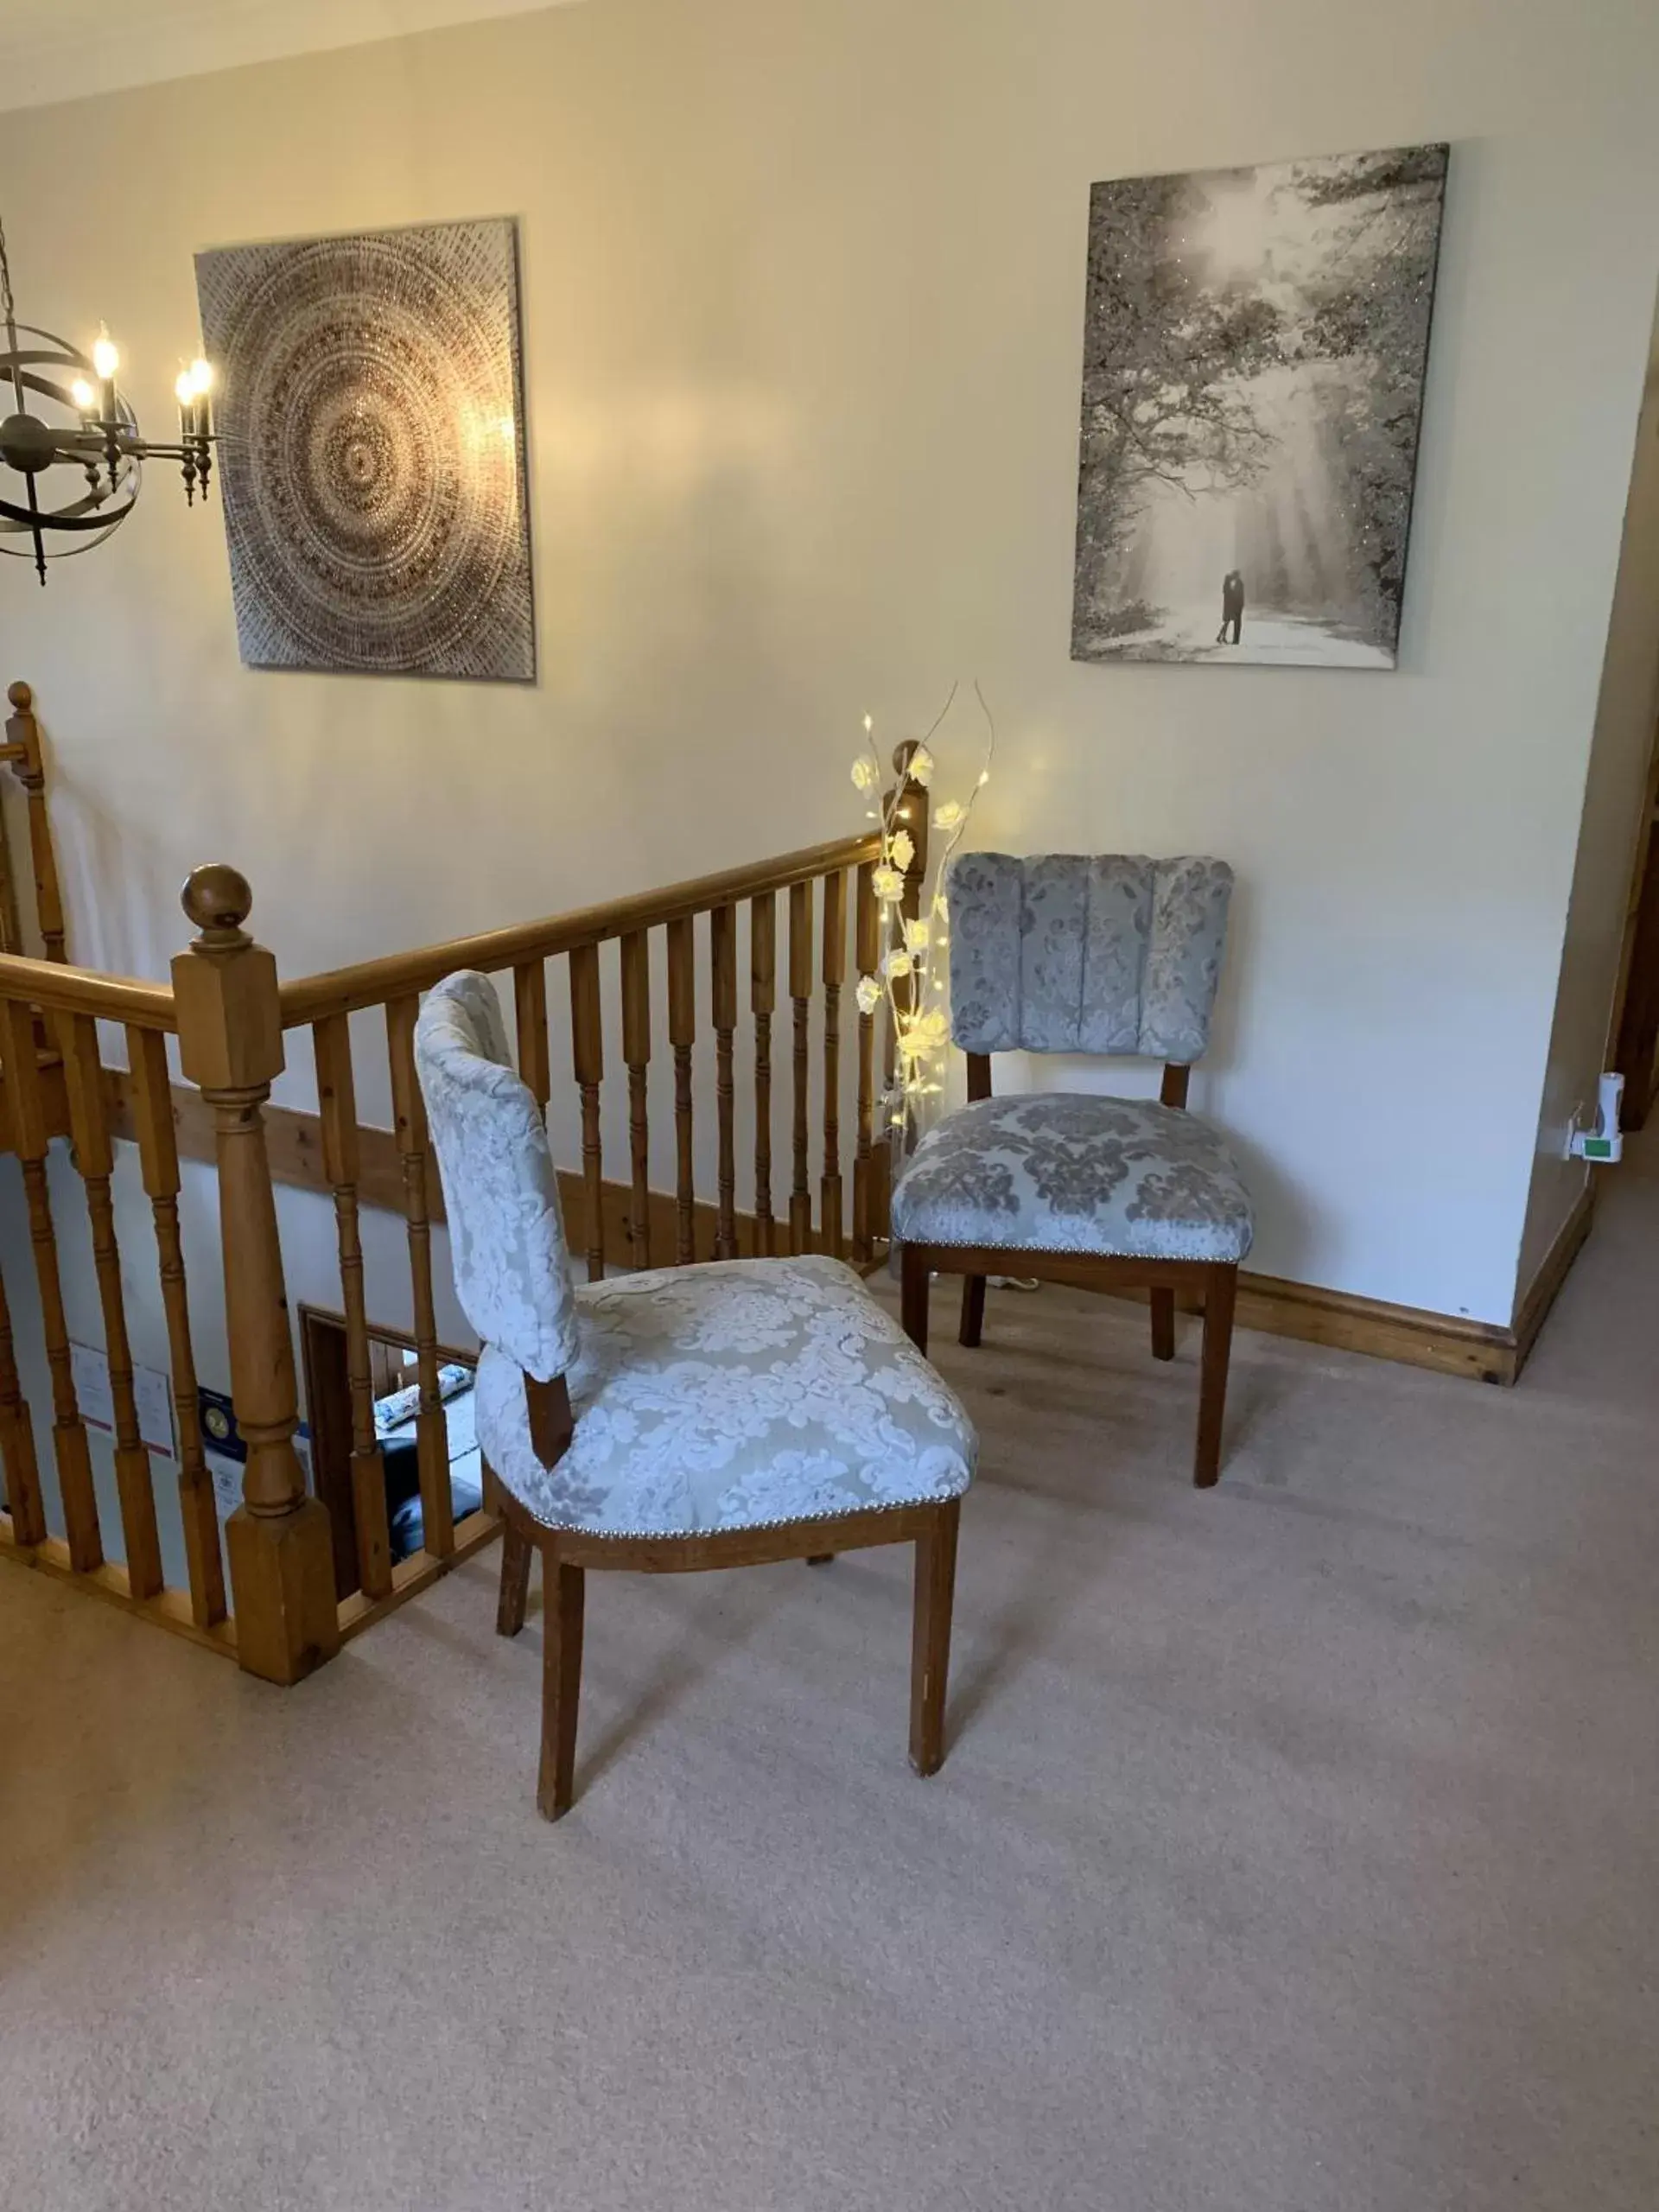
[0,213,216,585]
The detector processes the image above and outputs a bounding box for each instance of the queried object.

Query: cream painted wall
[0,0,583,114]
[3,0,1657,1328]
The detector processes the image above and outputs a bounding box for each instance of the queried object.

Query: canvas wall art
[1071,143,1448,669]
[195,218,534,680]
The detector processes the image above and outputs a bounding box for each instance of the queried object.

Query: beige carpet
[4,1140,1658,2212]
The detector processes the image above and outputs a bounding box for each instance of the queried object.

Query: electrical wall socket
[1567,1072,1626,1164]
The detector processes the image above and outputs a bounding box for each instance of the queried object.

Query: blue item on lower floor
[382,1436,485,1562]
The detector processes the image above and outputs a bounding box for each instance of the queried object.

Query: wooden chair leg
[1150,1287,1176,1362]
[497,1520,532,1637]
[537,1545,586,1821]
[909,1496,961,1777]
[900,1243,931,1356]
[958,1274,987,1348]
[1193,1263,1237,1490]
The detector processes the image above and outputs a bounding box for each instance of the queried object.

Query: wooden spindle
[313,1014,391,1603]
[569,942,606,1281]
[750,891,776,1258]
[0,1230,46,1547]
[1,996,100,1570]
[3,683,67,963]
[667,916,696,1265]
[172,865,338,1684]
[514,959,551,1113]
[820,870,847,1260]
[711,904,738,1260]
[386,993,455,1562]
[0,768,22,955]
[789,878,814,1255]
[57,1011,163,1599]
[853,860,879,1261]
[618,931,652,1269]
[126,1025,226,1628]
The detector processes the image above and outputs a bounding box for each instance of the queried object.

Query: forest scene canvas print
[1071,143,1448,668]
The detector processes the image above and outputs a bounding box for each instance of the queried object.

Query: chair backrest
[946,853,1234,1064]
[414,970,581,1383]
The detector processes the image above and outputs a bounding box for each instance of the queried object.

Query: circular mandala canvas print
[194,219,534,680]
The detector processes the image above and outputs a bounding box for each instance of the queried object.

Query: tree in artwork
[1072,145,1448,669]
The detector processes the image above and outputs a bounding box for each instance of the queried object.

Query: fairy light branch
[849,682,997,1148]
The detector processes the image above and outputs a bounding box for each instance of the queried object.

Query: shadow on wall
[28,721,189,983]
[1196,869,1331,1285]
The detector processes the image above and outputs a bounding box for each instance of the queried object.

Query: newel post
[4,681,67,963]
[890,740,931,949]
[171,864,340,1686]
[874,741,932,1243]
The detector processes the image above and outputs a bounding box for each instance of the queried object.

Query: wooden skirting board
[1508,1179,1598,1381]
[101,1073,1595,1391]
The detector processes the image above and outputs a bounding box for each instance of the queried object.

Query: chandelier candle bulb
[188,358,213,438]
[92,329,118,418]
[1,210,220,576]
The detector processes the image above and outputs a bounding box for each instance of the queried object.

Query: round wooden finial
[181,862,253,939]
[7,681,32,711]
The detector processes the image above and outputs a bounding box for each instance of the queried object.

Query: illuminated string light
[847,683,997,1154]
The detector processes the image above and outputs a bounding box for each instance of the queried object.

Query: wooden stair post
[171,864,339,1686]
[873,742,932,1243]
[3,682,67,963]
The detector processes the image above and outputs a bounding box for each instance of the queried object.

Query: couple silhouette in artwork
[1215,570,1245,645]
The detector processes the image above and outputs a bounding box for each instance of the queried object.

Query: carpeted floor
[4,1137,1658,2212]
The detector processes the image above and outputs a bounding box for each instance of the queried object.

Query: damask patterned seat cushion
[476,1254,976,1538]
[891,1094,1254,1263]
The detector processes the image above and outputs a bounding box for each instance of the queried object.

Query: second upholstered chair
[414,970,976,1820]
[891,854,1251,1487]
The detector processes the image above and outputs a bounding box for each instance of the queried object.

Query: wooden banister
[172,864,339,1687]
[275,833,882,1027]
[2,827,897,1671]
[0,950,176,1027]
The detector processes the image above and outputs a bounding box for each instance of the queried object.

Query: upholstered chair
[891,855,1250,1488]
[414,971,977,1820]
